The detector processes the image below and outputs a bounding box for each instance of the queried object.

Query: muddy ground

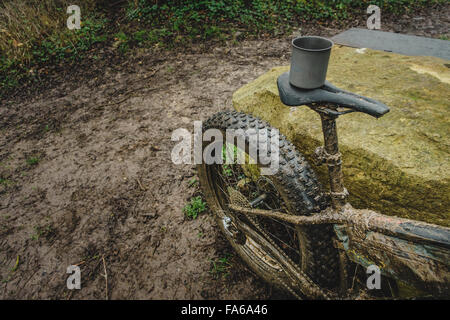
[0,5,448,299]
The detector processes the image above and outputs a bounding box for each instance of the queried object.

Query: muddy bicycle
[197,36,450,299]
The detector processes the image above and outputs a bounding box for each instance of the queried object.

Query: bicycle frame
[230,105,450,297]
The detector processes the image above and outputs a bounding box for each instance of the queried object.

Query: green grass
[210,253,233,279]
[124,0,446,48]
[1,255,20,284]
[183,196,207,219]
[0,17,108,96]
[0,0,108,98]
[222,143,239,176]
[188,177,198,187]
[10,255,20,272]
[26,157,40,166]
[31,224,54,240]
[113,31,130,53]
[0,178,12,186]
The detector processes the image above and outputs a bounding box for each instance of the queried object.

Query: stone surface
[233,46,449,227]
[332,28,450,60]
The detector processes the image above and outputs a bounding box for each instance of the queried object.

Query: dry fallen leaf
[12,39,23,47]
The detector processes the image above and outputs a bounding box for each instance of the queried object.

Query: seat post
[319,113,348,210]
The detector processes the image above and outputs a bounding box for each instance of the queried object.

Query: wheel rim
[204,142,304,282]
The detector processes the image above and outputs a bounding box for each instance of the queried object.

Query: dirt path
[0,35,300,299]
[0,5,448,299]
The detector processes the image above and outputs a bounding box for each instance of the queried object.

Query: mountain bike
[197,37,450,299]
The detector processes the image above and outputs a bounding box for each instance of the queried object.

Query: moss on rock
[233,46,450,227]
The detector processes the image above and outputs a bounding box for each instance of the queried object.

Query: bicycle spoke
[212,147,303,266]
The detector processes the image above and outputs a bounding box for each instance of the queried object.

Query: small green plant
[1,255,20,283]
[31,226,42,240]
[114,31,130,53]
[31,224,54,240]
[0,178,12,186]
[222,165,232,177]
[183,196,207,219]
[133,30,148,45]
[222,143,238,177]
[10,255,20,272]
[26,157,40,166]
[188,177,198,187]
[210,253,232,279]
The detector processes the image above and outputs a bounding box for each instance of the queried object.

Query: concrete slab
[332,28,450,60]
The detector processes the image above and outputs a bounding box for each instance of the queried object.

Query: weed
[183,196,207,219]
[11,255,20,272]
[26,157,40,166]
[114,31,130,53]
[31,224,54,241]
[222,165,232,177]
[210,253,233,279]
[188,177,198,187]
[222,143,238,177]
[0,0,108,97]
[1,255,20,283]
[0,178,12,186]
[125,0,446,48]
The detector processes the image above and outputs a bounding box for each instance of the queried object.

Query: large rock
[233,46,449,227]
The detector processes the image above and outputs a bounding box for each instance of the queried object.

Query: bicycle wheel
[197,111,339,298]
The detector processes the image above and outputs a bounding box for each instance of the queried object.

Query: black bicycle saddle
[277,72,390,118]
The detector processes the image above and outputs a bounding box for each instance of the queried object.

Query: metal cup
[289,36,333,89]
